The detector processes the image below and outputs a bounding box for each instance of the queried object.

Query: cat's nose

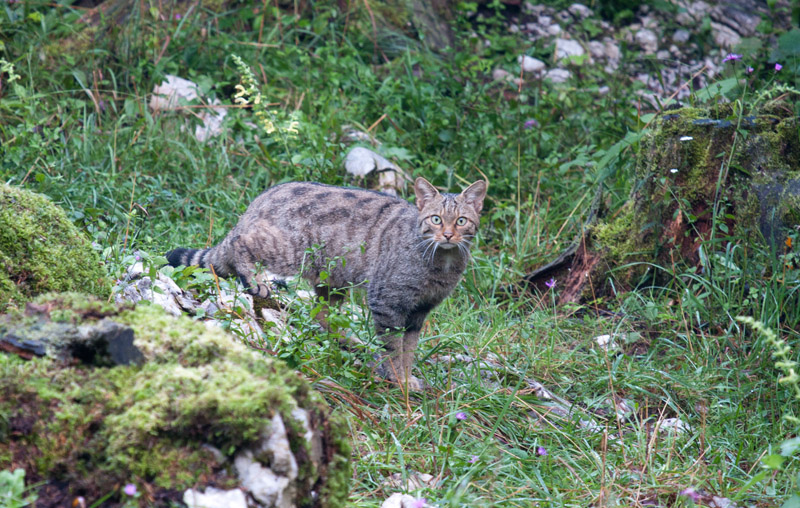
[443,231,454,241]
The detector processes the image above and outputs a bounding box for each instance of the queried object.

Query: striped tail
[166,247,212,269]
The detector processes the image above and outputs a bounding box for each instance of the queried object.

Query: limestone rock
[183,487,248,508]
[518,55,546,75]
[343,146,407,196]
[635,28,658,54]
[544,68,571,83]
[381,493,427,508]
[554,38,584,60]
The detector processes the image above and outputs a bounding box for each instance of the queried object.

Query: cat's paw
[372,357,427,391]
[399,375,426,392]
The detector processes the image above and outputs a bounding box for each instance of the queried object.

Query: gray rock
[492,68,513,82]
[676,0,710,25]
[546,24,562,36]
[1,315,144,367]
[291,407,323,469]
[588,41,606,60]
[183,487,248,508]
[673,28,691,43]
[656,50,670,60]
[710,21,741,48]
[259,414,298,478]
[381,493,426,508]
[554,38,584,60]
[710,3,761,37]
[635,28,658,54]
[568,3,592,19]
[235,450,294,508]
[518,55,546,75]
[343,146,405,195]
[544,68,571,83]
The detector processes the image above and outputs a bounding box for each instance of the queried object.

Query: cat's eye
[430,215,442,224]
[456,217,468,226]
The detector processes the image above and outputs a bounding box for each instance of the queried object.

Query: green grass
[2,0,800,506]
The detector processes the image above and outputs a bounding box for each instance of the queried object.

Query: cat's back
[250,181,415,228]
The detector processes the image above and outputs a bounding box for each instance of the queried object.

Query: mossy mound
[0,185,108,310]
[0,293,351,507]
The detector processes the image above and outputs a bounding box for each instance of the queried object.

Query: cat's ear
[460,180,488,214]
[414,177,440,211]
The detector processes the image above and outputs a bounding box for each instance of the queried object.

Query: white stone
[183,487,248,508]
[635,28,658,54]
[546,24,562,36]
[518,55,546,75]
[659,417,692,435]
[594,334,617,350]
[568,3,591,19]
[382,471,434,491]
[235,450,294,508]
[711,21,740,48]
[343,146,396,177]
[343,147,404,195]
[508,23,520,34]
[588,41,606,60]
[544,68,571,83]
[261,414,298,478]
[656,50,670,60]
[554,38,584,60]
[149,75,226,142]
[492,68,512,82]
[150,75,200,111]
[381,493,426,508]
[673,28,690,43]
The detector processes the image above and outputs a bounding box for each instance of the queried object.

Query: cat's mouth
[437,241,458,249]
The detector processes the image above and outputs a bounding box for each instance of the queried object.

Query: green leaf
[781,494,800,508]
[693,77,739,103]
[780,436,800,456]
[761,453,786,469]
[772,28,800,61]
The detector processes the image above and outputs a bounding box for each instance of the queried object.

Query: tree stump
[517,102,800,304]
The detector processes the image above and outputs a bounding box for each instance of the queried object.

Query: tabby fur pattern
[166,177,487,390]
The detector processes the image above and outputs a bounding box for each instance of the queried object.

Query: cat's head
[414,177,487,255]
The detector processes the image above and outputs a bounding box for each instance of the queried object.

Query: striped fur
[166,177,487,390]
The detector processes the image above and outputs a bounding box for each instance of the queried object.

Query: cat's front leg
[375,328,424,391]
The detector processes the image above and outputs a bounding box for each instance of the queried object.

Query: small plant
[735,316,800,501]
[0,469,37,508]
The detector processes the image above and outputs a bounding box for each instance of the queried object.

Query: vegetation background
[2,0,800,506]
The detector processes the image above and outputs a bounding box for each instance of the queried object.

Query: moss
[1,295,351,505]
[0,185,109,311]
[592,202,646,261]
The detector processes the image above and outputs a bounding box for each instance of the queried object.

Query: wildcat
[166,177,487,390]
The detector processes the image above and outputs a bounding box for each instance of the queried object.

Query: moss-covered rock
[0,185,108,310]
[0,293,350,507]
